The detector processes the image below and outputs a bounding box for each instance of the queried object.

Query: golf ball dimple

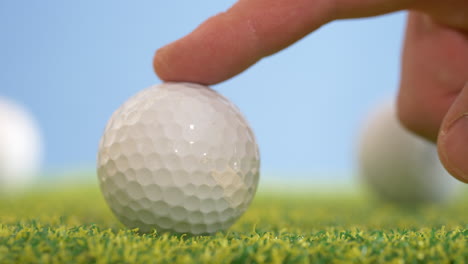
[0,97,42,192]
[358,101,458,204]
[97,83,260,234]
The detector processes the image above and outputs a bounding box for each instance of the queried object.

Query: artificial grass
[0,185,466,263]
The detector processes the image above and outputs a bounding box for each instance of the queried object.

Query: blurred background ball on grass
[358,100,458,205]
[97,83,260,235]
[0,97,42,193]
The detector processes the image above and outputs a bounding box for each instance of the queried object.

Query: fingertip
[152,0,335,85]
[152,29,237,85]
[153,45,211,84]
[438,82,468,184]
[438,116,468,184]
[153,46,171,82]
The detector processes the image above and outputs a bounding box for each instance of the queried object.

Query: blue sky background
[0,1,406,178]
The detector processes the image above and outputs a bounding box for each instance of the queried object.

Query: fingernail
[440,115,468,183]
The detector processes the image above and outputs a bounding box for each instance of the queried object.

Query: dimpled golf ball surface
[97,83,260,234]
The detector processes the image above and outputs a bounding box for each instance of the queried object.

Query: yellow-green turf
[0,184,466,263]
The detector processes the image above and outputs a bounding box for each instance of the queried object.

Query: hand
[153,0,468,183]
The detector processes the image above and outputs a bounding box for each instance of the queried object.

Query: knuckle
[396,95,439,142]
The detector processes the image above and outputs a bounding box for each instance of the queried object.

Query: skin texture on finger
[154,0,334,84]
[397,13,468,142]
[438,83,468,183]
[413,0,468,30]
[154,0,415,85]
[154,13,265,85]
[331,0,415,19]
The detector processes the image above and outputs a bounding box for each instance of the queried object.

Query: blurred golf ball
[0,97,42,192]
[358,101,458,204]
[97,83,260,234]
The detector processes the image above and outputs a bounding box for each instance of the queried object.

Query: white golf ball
[358,101,457,204]
[0,97,42,192]
[97,83,260,234]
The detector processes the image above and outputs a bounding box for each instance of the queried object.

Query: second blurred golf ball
[0,97,42,193]
[358,101,457,204]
